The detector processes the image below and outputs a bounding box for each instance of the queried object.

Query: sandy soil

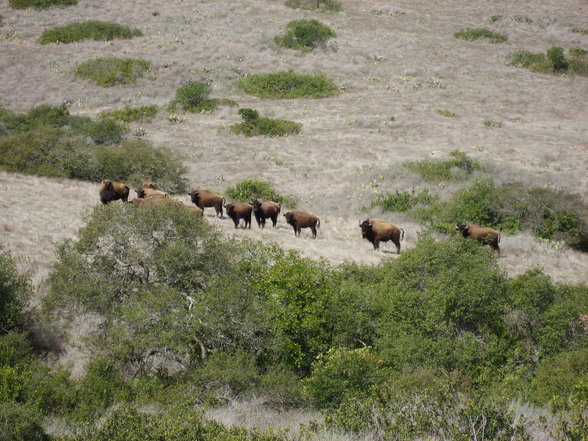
[0,0,587,285]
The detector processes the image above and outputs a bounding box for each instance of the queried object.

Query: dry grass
[0,0,586,287]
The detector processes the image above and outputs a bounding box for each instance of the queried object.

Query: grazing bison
[225,202,253,228]
[99,179,130,204]
[135,187,168,199]
[456,224,501,255]
[251,199,281,228]
[359,218,404,253]
[284,211,320,238]
[190,189,225,218]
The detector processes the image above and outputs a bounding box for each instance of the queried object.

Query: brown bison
[359,218,404,253]
[190,189,225,218]
[225,202,253,228]
[456,224,501,255]
[133,196,203,217]
[135,182,168,199]
[99,179,130,204]
[251,199,281,228]
[284,211,320,238]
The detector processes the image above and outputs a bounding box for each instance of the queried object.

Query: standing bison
[251,199,281,228]
[190,189,225,218]
[359,218,404,253]
[225,202,253,229]
[284,211,320,238]
[456,224,501,255]
[99,179,130,204]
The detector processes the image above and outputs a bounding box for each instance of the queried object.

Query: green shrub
[0,127,100,180]
[484,119,503,127]
[0,402,49,441]
[39,20,142,44]
[367,188,438,212]
[547,46,569,71]
[569,47,588,56]
[0,247,29,334]
[508,50,549,69]
[225,179,297,207]
[0,104,86,136]
[96,139,188,193]
[284,0,342,13]
[571,28,588,34]
[509,47,588,75]
[230,108,302,137]
[9,0,76,9]
[79,118,128,145]
[99,105,158,122]
[404,150,481,181]
[436,108,456,117]
[75,57,150,86]
[454,27,508,43]
[172,82,236,113]
[274,19,336,51]
[304,347,387,408]
[237,71,338,99]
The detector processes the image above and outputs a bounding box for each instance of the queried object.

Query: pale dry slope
[0,0,587,285]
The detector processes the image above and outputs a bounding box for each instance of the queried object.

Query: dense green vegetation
[509,46,588,75]
[284,0,342,13]
[454,27,507,43]
[237,71,338,99]
[274,19,336,51]
[404,150,481,181]
[0,198,586,439]
[230,108,302,137]
[0,105,187,192]
[39,21,142,44]
[74,57,150,86]
[98,105,158,123]
[171,82,236,113]
[225,179,298,207]
[8,0,76,9]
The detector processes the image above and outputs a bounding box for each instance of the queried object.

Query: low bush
[0,104,87,136]
[367,188,438,212]
[404,150,481,181]
[436,108,456,117]
[274,19,336,51]
[230,108,302,137]
[75,57,150,86]
[508,47,588,75]
[172,82,236,113]
[225,179,297,208]
[8,0,76,8]
[0,246,30,334]
[284,0,342,13]
[569,47,588,56]
[484,119,503,127]
[454,27,508,43]
[237,71,338,99]
[0,402,49,441]
[39,20,142,44]
[99,105,158,122]
[79,118,128,145]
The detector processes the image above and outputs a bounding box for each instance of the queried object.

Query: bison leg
[271,215,278,227]
[311,226,317,238]
[372,240,380,251]
[393,240,401,254]
[232,218,239,228]
[292,225,298,236]
[245,214,251,229]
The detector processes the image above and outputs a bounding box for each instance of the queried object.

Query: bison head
[359,219,373,238]
[190,190,200,204]
[456,224,470,237]
[251,199,262,210]
[283,212,292,222]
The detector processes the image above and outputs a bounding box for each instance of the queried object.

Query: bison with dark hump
[284,210,320,238]
[99,179,130,204]
[224,202,253,229]
[251,198,281,228]
[456,224,501,255]
[190,189,225,218]
[359,218,404,253]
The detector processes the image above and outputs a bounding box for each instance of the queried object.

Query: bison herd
[99,179,502,254]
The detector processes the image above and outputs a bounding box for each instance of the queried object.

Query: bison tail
[400,229,405,242]
[277,204,281,215]
[317,218,321,228]
[497,234,501,244]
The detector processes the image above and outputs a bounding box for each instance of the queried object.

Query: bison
[456,224,501,255]
[359,218,404,253]
[225,202,253,228]
[135,181,168,199]
[99,179,130,204]
[251,199,281,228]
[284,211,320,238]
[190,189,225,218]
